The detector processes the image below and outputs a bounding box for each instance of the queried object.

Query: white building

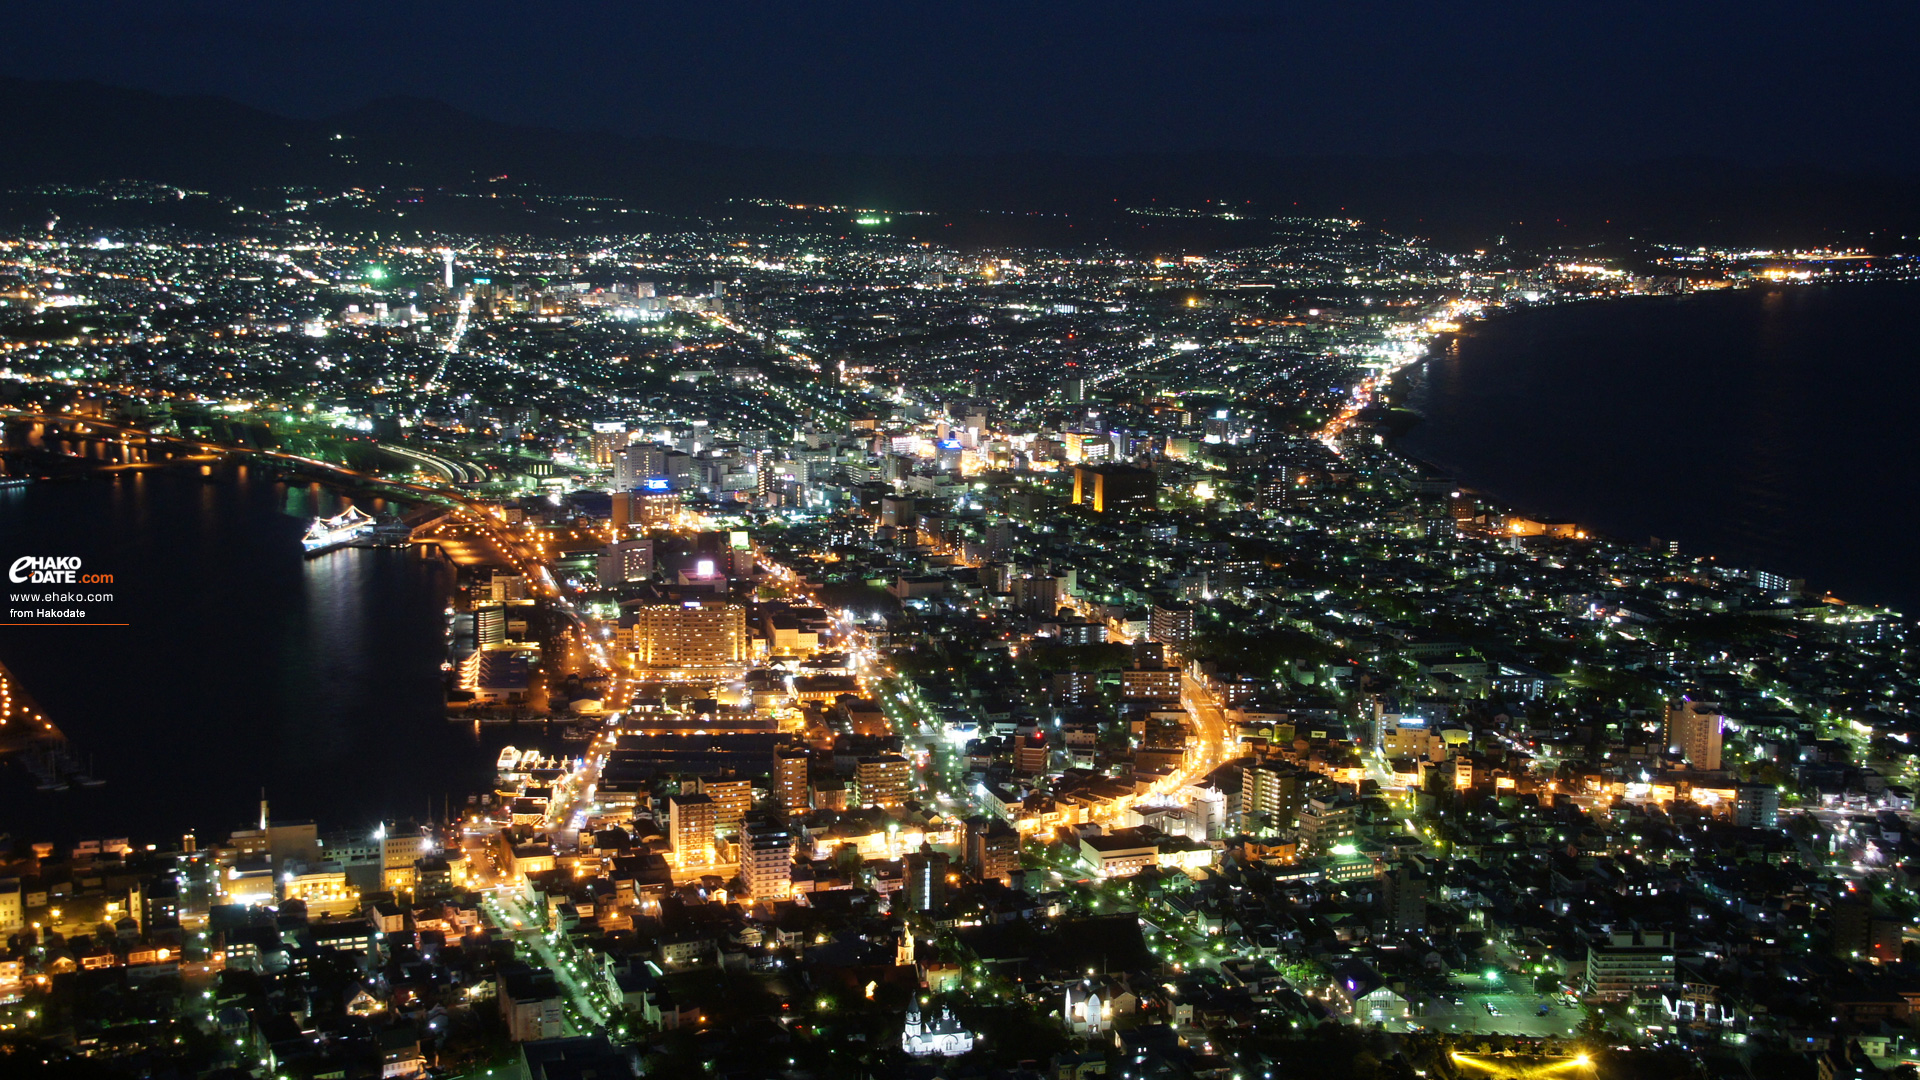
[902,1001,974,1057]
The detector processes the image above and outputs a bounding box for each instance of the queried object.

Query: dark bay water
[1396,281,1920,613]
[0,454,501,845]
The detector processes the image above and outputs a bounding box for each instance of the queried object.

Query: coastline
[1375,279,1920,614]
[0,448,480,846]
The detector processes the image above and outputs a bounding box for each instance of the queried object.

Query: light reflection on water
[0,454,511,843]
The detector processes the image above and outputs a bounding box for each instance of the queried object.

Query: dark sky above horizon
[4,0,1914,169]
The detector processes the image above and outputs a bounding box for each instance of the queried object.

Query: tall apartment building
[773,745,811,814]
[1381,866,1429,935]
[906,845,950,913]
[1241,760,1307,833]
[741,818,793,900]
[1120,666,1181,701]
[1735,783,1779,828]
[1013,733,1050,776]
[1148,603,1194,646]
[1665,697,1725,771]
[667,793,717,865]
[627,602,749,668]
[853,754,912,808]
[1295,795,1358,857]
[965,816,1020,884]
[693,776,751,841]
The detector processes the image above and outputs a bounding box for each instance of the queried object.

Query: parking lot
[1396,991,1581,1037]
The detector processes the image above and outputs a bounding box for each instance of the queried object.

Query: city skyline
[0,11,1916,1080]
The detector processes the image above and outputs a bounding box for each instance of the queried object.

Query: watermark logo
[9,556,102,584]
[6,556,119,624]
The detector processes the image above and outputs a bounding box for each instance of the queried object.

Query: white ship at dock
[301,505,407,556]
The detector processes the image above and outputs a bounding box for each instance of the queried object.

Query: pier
[0,658,99,788]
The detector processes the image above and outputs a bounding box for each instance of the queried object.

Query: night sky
[3,1,1915,169]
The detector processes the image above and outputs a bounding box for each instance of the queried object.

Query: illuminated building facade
[1665,697,1724,771]
[741,818,792,899]
[773,745,810,813]
[1585,930,1675,1000]
[853,754,911,808]
[628,603,748,668]
[693,776,750,839]
[667,793,716,865]
[1241,760,1306,833]
[1071,463,1157,514]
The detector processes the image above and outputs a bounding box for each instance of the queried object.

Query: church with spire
[901,998,975,1057]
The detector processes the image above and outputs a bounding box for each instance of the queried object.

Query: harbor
[300,504,415,556]
[0,658,102,791]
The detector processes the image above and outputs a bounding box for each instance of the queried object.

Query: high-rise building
[1296,795,1357,857]
[1149,603,1194,646]
[1830,895,1902,962]
[694,776,751,840]
[1381,866,1429,935]
[905,844,950,912]
[1665,698,1724,771]
[1013,733,1049,776]
[1734,783,1779,828]
[628,603,749,668]
[667,793,716,865]
[741,818,793,900]
[1071,464,1157,514]
[598,539,654,584]
[964,816,1020,884]
[853,754,911,808]
[612,446,640,492]
[1241,761,1306,833]
[773,745,810,814]
[588,423,625,466]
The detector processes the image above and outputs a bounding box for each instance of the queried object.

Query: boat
[302,505,377,556]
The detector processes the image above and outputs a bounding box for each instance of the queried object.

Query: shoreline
[1371,279,1920,615]
[0,451,478,848]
